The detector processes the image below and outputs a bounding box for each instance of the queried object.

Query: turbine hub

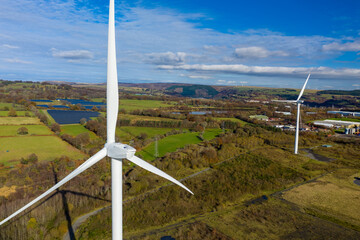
[106,143,136,159]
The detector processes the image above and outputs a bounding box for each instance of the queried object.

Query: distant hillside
[166,84,219,98]
[317,90,360,96]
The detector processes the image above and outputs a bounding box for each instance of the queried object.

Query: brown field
[283,168,360,228]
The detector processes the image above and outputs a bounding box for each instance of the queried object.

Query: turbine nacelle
[106,142,136,159]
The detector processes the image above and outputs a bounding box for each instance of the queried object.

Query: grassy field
[0,136,87,165]
[118,114,180,123]
[283,168,360,229]
[138,129,221,161]
[202,129,222,140]
[119,99,175,111]
[201,197,360,240]
[328,118,360,122]
[0,125,53,136]
[116,126,177,142]
[0,117,41,125]
[138,132,202,160]
[91,98,105,102]
[0,111,34,117]
[214,117,248,125]
[0,103,17,110]
[60,124,98,139]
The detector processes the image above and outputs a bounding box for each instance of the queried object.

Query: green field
[202,129,222,140]
[0,103,17,110]
[119,99,175,111]
[91,98,105,103]
[0,111,34,117]
[60,124,98,139]
[0,136,87,165]
[118,114,180,123]
[138,129,221,161]
[328,118,360,123]
[214,117,248,125]
[0,125,53,136]
[116,126,177,142]
[138,132,202,161]
[0,117,41,125]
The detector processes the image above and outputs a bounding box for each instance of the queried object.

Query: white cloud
[145,51,186,65]
[2,44,19,49]
[158,64,360,79]
[323,40,360,52]
[51,48,94,60]
[216,79,236,85]
[4,58,32,64]
[0,0,359,88]
[179,74,212,79]
[234,46,288,59]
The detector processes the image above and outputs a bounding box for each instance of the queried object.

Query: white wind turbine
[0,0,193,239]
[273,74,311,154]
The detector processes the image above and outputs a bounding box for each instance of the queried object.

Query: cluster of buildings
[313,119,360,135]
[249,110,360,135]
[327,111,360,117]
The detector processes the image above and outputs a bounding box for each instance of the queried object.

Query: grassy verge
[41,110,56,124]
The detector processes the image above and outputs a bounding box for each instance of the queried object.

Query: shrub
[50,123,61,133]
[8,108,17,117]
[17,127,28,135]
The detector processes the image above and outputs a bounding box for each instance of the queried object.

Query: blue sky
[0,0,360,89]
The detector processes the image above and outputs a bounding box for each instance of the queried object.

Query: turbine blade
[127,156,193,195]
[297,73,311,101]
[0,148,107,226]
[106,0,118,144]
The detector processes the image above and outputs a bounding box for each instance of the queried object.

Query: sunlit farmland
[0,136,87,165]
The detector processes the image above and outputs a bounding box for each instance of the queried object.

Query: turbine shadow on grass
[53,166,75,240]
[0,166,110,240]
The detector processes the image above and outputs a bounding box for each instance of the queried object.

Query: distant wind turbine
[273,74,311,154]
[0,1,193,239]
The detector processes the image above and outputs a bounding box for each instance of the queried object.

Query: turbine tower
[0,1,193,239]
[273,74,310,154]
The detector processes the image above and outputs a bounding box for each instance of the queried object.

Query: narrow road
[63,206,111,240]
[301,148,335,162]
